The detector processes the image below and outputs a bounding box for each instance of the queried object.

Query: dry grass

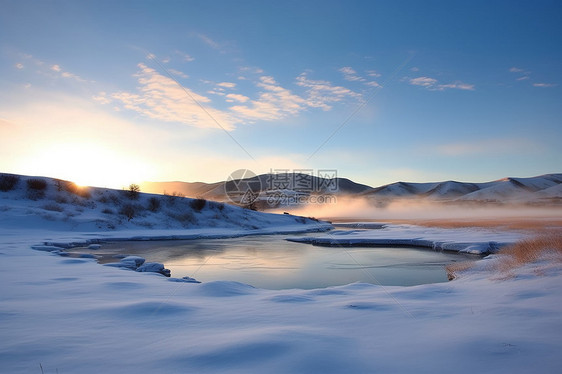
[445,261,476,280]
[446,230,562,280]
[497,232,562,272]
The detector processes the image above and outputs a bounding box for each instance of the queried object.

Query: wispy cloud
[230,76,306,121]
[296,73,362,110]
[217,82,236,88]
[508,67,556,87]
[99,62,366,129]
[175,50,195,62]
[168,68,188,79]
[108,63,236,130]
[409,76,474,91]
[15,63,24,70]
[339,66,382,89]
[509,67,525,73]
[226,93,249,103]
[195,33,225,52]
[533,82,557,88]
[339,66,365,82]
[50,64,86,82]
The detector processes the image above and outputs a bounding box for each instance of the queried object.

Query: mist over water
[275,196,562,221]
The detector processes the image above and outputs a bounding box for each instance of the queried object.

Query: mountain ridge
[141,173,562,207]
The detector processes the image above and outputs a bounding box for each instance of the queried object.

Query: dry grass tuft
[498,232,562,272]
[445,261,476,280]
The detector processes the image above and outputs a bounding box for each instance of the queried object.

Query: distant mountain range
[141,173,562,208]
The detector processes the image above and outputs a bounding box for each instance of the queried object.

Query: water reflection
[71,234,475,290]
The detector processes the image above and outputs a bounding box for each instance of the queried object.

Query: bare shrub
[164,191,184,206]
[26,178,47,199]
[119,204,137,221]
[102,208,114,215]
[147,197,161,212]
[0,174,20,192]
[127,184,141,200]
[190,198,207,212]
[27,178,47,191]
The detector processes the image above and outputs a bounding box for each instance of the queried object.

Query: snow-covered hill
[0,173,330,233]
[141,173,562,207]
[361,173,562,205]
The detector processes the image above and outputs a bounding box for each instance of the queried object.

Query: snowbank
[288,224,526,254]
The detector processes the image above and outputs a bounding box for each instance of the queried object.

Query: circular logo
[224,169,262,205]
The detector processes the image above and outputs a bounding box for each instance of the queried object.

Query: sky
[0,0,561,189]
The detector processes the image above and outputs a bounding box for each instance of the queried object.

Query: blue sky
[1,0,560,188]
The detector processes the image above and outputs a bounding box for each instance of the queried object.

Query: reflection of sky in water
[78,233,476,290]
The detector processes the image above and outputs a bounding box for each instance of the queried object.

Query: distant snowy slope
[363,173,562,204]
[458,174,562,202]
[142,173,562,206]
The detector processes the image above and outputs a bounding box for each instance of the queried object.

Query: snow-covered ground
[288,224,527,254]
[1,174,562,373]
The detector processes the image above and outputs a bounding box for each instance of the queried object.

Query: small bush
[0,174,20,192]
[127,184,140,200]
[27,178,47,191]
[102,208,114,215]
[190,198,207,212]
[120,204,137,221]
[147,197,161,212]
[26,178,47,199]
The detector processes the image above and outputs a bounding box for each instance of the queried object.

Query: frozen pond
[69,231,476,289]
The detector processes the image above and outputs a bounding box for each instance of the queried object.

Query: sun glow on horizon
[16,142,153,189]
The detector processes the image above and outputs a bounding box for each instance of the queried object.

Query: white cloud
[196,33,222,50]
[230,76,306,121]
[92,92,111,105]
[409,76,474,91]
[111,63,236,130]
[226,93,249,103]
[217,82,236,88]
[509,67,524,73]
[533,83,557,88]
[296,73,362,110]
[168,68,188,79]
[410,76,438,87]
[15,63,24,70]
[49,63,86,82]
[516,76,530,81]
[365,81,382,88]
[339,66,365,82]
[175,50,195,62]
[410,67,420,72]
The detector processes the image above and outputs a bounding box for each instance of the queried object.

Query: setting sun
[16,142,152,189]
